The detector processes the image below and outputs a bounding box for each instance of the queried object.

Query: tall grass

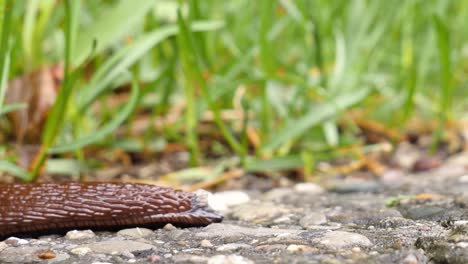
[0,0,466,180]
[0,0,29,179]
[28,0,78,181]
[0,0,13,108]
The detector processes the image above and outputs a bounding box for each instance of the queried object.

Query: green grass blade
[0,0,13,110]
[46,158,85,176]
[0,160,28,180]
[177,9,202,165]
[22,0,56,67]
[22,0,39,66]
[0,47,10,109]
[262,88,369,153]
[41,2,77,145]
[0,0,3,34]
[177,9,243,158]
[433,15,452,121]
[402,62,417,123]
[49,77,140,154]
[279,0,305,24]
[432,14,452,146]
[329,31,347,90]
[401,11,417,123]
[312,17,326,88]
[0,103,25,115]
[258,0,276,76]
[72,0,155,66]
[29,0,78,181]
[245,155,303,172]
[323,120,339,146]
[77,20,224,110]
[34,0,55,49]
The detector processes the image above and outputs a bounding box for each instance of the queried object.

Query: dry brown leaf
[363,155,386,175]
[246,126,261,149]
[15,144,41,170]
[187,168,244,191]
[413,193,444,200]
[5,64,63,143]
[347,113,403,142]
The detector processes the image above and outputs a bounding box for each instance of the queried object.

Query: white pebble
[200,239,213,247]
[457,242,468,248]
[70,247,91,256]
[212,191,251,211]
[5,237,29,246]
[294,183,324,194]
[66,230,95,240]
[163,223,177,230]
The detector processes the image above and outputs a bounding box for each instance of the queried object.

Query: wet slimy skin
[0,182,222,239]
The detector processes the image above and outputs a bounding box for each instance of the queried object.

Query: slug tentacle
[0,182,222,239]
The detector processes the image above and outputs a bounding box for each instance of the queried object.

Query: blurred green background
[0,0,466,181]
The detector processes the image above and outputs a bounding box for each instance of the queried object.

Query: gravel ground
[0,152,467,264]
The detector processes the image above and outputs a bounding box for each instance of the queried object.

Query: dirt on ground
[0,147,467,263]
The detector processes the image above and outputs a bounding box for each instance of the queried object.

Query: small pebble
[200,239,213,247]
[147,255,162,262]
[208,254,254,264]
[294,183,324,194]
[457,242,468,248]
[459,174,468,183]
[65,230,95,240]
[404,206,446,220]
[230,202,290,222]
[211,191,251,211]
[412,156,441,172]
[121,251,135,259]
[299,212,327,228]
[37,251,56,259]
[163,223,177,231]
[70,247,91,256]
[195,189,218,211]
[0,242,8,251]
[402,254,418,264]
[117,227,153,238]
[351,247,361,253]
[4,237,29,246]
[315,231,373,249]
[453,220,468,226]
[172,255,208,263]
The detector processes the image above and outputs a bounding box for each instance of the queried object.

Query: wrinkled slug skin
[0,182,222,239]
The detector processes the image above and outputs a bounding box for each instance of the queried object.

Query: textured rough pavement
[0,152,467,263]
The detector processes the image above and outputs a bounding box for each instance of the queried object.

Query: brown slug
[0,182,222,239]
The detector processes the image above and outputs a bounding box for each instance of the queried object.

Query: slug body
[0,182,222,239]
